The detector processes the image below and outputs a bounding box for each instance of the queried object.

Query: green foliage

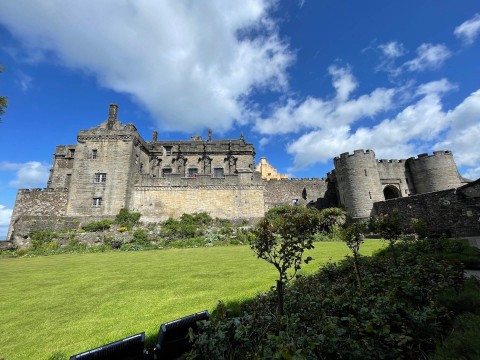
[132,228,149,245]
[115,208,141,229]
[251,205,321,314]
[438,277,480,315]
[432,313,480,360]
[341,222,367,255]
[411,217,429,238]
[161,217,200,240]
[30,229,57,249]
[190,239,466,359]
[373,213,402,266]
[251,205,321,283]
[318,207,347,233]
[81,219,114,232]
[340,222,367,288]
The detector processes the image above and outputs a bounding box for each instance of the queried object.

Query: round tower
[407,151,462,194]
[333,149,383,219]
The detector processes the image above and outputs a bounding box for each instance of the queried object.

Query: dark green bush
[115,208,141,229]
[432,313,480,360]
[189,239,465,359]
[30,230,57,249]
[132,229,149,245]
[81,219,114,232]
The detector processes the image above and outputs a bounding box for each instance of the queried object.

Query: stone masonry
[7,104,475,245]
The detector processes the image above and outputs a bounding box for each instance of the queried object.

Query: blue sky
[1,1,480,239]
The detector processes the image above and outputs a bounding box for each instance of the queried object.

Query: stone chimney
[152,130,158,141]
[107,103,118,129]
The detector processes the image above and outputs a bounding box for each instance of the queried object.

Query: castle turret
[407,151,463,194]
[334,149,383,218]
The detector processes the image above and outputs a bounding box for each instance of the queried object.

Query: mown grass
[0,241,384,360]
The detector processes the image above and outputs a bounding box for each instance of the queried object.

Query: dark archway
[383,185,401,200]
[302,188,307,200]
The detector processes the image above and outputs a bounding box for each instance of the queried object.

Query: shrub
[432,313,480,360]
[411,218,429,238]
[132,229,149,245]
[250,205,320,315]
[190,241,464,359]
[81,219,114,232]
[318,207,347,233]
[30,229,56,247]
[115,208,141,229]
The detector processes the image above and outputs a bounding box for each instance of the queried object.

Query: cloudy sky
[0,1,479,239]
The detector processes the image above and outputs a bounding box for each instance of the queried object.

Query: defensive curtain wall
[6,104,473,246]
[373,179,480,238]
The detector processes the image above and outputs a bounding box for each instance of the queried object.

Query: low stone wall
[372,181,480,237]
[10,216,81,247]
[264,178,337,210]
[7,188,69,242]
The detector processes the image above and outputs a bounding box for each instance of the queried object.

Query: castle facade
[7,104,469,244]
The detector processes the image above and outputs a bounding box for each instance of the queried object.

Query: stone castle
[7,104,475,244]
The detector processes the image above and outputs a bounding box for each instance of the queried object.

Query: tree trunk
[276,279,284,316]
[353,252,362,289]
[390,241,398,268]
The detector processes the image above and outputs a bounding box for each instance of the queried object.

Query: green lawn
[0,241,384,360]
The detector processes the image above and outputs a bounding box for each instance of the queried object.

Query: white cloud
[374,41,406,77]
[0,161,50,188]
[462,166,480,180]
[379,41,406,59]
[435,90,480,168]
[0,204,13,241]
[286,81,452,170]
[454,13,480,45]
[0,0,294,132]
[404,43,451,72]
[255,66,396,135]
[16,71,32,91]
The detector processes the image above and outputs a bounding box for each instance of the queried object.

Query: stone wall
[263,178,336,211]
[372,180,480,237]
[406,151,463,194]
[132,185,265,222]
[334,150,384,218]
[7,188,69,242]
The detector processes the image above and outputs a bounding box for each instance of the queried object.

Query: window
[94,173,107,183]
[188,168,198,178]
[213,168,224,178]
[69,149,75,158]
[364,169,367,176]
[91,149,97,159]
[162,168,172,177]
[92,197,102,207]
[140,163,144,173]
[165,146,172,156]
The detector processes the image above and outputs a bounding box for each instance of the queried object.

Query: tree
[341,222,367,289]
[0,65,7,121]
[318,207,347,233]
[250,205,321,315]
[374,213,402,267]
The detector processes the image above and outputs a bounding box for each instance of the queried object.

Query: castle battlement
[334,149,375,162]
[408,150,453,161]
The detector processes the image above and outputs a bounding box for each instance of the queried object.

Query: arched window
[383,185,401,200]
[302,188,307,200]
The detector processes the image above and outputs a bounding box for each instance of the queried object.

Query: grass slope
[0,241,384,359]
